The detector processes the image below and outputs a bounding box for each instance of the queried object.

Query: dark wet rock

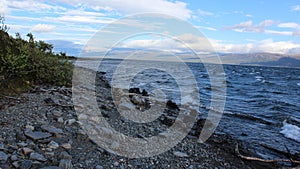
[141,89,148,96]
[128,88,151,111]
[128,88,141,95]
[44,98,55,104]
[59,159,73,169]
[166,100,180,111]
[160,115,176,126]
[41,125,63,135]
[21,160,32,169]
[15,129,27,141]
[24,131,52,141]
[0,151,8,162]
[30,152,47,162]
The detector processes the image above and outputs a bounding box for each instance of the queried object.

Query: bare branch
[235,144,300,164]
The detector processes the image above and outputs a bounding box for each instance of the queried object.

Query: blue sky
[1,0,300,56]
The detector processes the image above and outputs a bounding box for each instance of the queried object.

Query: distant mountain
[216,53,300,68]
[245,57,300,68]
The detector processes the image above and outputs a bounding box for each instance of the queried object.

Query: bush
[0,16,73,89]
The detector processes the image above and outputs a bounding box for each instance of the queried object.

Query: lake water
[76,58,300,158]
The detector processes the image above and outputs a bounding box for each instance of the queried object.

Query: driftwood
[235,144,300,165]
[0,94,21,100]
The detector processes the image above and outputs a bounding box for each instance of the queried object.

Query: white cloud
[0,0,9,14]
[278,22,299,28]
[57,15,115,24]
[265,30,293,36]
[291,5,300,11]
[293,29,300,36]
[226,20,276,33]
[196,25,217,31]
[198,9,214,16]
[31,24,56,33]
[52,0,192,19]
[8,0,66,12]
[118,34,300,54]
[259,20,275,27]
[224,20,300,37]
[255,39,300,54]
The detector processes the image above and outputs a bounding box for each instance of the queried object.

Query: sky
[1,0,300,56]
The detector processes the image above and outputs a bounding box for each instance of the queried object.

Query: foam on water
[297,83,300,86]
[280,120,300,143]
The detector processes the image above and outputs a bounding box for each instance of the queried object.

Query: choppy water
[76,58,300,158]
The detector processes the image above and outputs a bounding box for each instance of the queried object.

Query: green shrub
[0,16,74,91]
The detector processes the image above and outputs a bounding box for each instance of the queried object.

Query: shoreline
[0,69,296,168]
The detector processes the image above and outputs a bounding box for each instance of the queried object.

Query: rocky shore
[0,71,295,169]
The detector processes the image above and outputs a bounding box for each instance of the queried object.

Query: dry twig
[235,144,300,164]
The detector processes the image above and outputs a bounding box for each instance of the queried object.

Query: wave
[280,120,300,143]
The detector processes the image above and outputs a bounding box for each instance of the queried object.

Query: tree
[0,15,9,32]
[36,40,53,54]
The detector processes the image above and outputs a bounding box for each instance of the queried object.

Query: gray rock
[64,119,76,125]
[173,151,189,158]
[12,161,20,168]
[113,161,119,166]
[57,117,64,123]
[40,166,62,169]
[22,147,34,155]
[48,141,59,149]
[0,143,4,150]
[17,142,28,147]
[10,155,18,161]
[53,110,63,117]
[45,151,55,157]
[59,151,72,160]
[21,160,32,169]
[0,164,10,169]
[0,151,8,162]
[30,152,47,162]
[25,131,52,141]
[15,130,27,141]
[61,143,71,149]
[41,125,63,135]
[95,165,103,169]
[59,159,73,169]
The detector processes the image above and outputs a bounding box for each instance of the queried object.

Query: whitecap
[297,83,300,86]
[280,120,300,142]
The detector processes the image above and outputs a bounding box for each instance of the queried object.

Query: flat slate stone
[25,131,52,140]
[21,160,32,169]
[0,151,8,161]
[41,125,63,134]
[30,152,47,162]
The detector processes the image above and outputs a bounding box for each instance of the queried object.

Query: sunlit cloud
[291,5,300,11]
[31,24,56,33]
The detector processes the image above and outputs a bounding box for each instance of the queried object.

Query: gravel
[0,70,287,168]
